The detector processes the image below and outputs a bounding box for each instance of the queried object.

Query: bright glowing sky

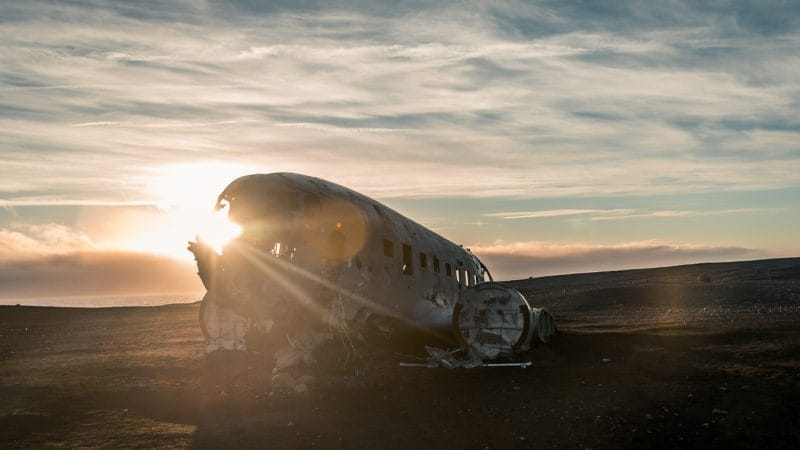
[1,1,799,297]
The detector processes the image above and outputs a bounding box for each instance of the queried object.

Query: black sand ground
[1,258,799,449]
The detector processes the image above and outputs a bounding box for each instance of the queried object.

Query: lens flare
[197,201,241,254]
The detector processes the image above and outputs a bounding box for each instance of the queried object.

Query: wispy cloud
[0,224,94,259]
[485,209,633,219]
[0,199,160,207]
[588,208,780,221]
[1,1,799,203]
[484,207,779,221]
[0,1,797,289]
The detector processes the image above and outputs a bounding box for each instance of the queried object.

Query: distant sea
[0,293,203,308]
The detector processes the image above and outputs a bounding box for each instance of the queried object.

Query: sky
[1,0,799,300]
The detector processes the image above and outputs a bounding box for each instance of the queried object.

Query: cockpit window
[227,190,300,224]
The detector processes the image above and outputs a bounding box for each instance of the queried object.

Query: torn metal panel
[531,308,556,344]
[199,293,251,352]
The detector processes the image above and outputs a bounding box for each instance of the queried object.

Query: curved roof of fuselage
[218,172,485,270]
[218,172,382,211]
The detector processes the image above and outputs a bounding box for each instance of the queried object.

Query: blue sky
[1,0,799,296]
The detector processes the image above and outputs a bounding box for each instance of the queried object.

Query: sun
[196,200,242,254]
[119,162,251,259]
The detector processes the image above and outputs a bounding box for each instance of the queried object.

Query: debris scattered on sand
[398,346,532,369]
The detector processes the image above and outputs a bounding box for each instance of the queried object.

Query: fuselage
[206,173,490,337]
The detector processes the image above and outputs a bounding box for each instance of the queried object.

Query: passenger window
[402,244,413,275]
[445,263,452,277]
[455,269,461,284]
[420,252,427,269]
[433,257,440,273]
[466,270,472,286]
[473,273,478,285]
[383,239,393,257]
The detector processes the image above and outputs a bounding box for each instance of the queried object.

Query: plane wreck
[188,173,555,383]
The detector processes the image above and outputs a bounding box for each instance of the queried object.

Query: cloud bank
[0,224,201,299]
[0,223,761,298]
[0,251,203,299]
[471,240,762,280]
